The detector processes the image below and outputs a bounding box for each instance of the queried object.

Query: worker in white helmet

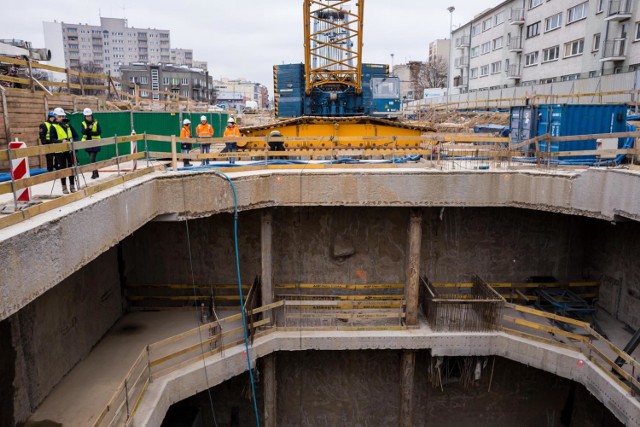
[196,115,214,166]
[49,107,79,194]
[222,117,240,164]
[180,118,193,167]
[81,108,102,179]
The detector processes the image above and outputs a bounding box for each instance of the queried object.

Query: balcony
[508,36,523,52]
[606,0,632,21]
[601,38,627,61]
[453,75,469,88]
[454,56,469,69]
[507,64,521,79]
[455,36,470,49]
[509,8,525,25]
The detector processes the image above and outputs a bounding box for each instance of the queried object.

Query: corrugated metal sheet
[511,104,628,160]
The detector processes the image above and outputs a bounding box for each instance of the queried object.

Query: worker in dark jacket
[81,108,102,179]
[39,111,56,171]
[49,107,78,194]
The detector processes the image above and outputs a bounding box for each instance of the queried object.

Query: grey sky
[2,0,497,89]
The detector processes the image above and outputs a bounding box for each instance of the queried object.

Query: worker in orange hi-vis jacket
[180,119,192,167]
[222,117,240,164]
[195,115,214,166]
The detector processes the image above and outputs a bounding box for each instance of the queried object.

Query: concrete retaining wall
[0,247,123,426]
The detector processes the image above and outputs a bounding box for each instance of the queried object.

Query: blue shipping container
[510,104,628,161]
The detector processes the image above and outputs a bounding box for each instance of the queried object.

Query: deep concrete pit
[166,352,624,427]
[0,168,640,425]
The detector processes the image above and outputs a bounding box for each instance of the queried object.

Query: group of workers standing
[180,115,241,166]
[179,116,285,167]
[39,107,102,194]
[36,111,287,194]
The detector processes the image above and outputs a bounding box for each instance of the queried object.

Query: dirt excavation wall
[585,219,640,329]
[164,351,622,427]
[0,247,123,426]
[124,207,588,290]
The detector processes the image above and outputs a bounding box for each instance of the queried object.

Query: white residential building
[43,17,171,78]
[449,0,640,94]
[170,48,193,67]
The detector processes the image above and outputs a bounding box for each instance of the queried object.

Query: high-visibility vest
[52,123,72,153]
[223,126,240,138]
[196,123,214,137]
[81,120,101,141]
[43,121,52,141]
[180,126,192,138]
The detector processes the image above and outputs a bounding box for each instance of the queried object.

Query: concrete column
[261,209,273,307]
[399,350,416,427]
[404,208,423,326]
[263,354,277,427]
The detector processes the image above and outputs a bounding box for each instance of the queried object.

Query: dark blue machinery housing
[273,63,401,119]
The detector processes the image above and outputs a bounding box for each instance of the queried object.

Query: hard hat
[83,108,93,116]
[183,119,191,125]
[53,107,66,117]
[227,117,235,123]
[200,115,207,121]
[269,130,282,137]
[47,111,55,117]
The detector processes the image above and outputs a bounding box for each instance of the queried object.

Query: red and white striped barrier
[131,131,138,171]
[9,140,31,202]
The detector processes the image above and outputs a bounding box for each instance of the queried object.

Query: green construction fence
[67,111,229,165]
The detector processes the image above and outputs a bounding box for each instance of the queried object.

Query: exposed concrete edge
[2,167,640,320]
[133,330,640,427]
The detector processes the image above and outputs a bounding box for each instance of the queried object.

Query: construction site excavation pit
[1,169,640,427]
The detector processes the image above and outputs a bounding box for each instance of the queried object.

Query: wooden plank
[503,315,589,342]
[505,302,591,328]
[585,341,640,391]
[502,327,583,352]
[150,318,271,368]
[275,283,404,289]
[586,326,640,372]
[0,142,71,161]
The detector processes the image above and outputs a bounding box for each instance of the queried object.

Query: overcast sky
[2,0,497,89]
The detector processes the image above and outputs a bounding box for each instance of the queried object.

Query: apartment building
[170,48,193,67]
[211,78,264,107]
[120,64,214,103]
[449,0,639,94]
[429,39,451,65]
[43,17,171,78]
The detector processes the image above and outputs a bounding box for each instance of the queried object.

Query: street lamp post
[447,6,455,110]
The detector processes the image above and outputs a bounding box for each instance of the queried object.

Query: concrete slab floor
[24,303,640,427]
[27,309,237,426]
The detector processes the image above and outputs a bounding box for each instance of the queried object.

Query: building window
[527,21,540,38]
[491,61,502,74]
[129,76,136,83]
[540,78,555,84]
[480,65,490,76]
[597,0,605,13]
[495,12,505,25]
[470,67,479,79]
[471,24,481,36]
[163,77,170,85]
[140,90,149,97]
[593,33,601,51]
[589,70,599,77]
[567,2,588,24]
[481,41,491,54]
[493,37,503,50]
[560,74,580,81]
[545,13,562,32]
[524,51,539,66]
[564,39,584,57]
[139,76,148,84]
[471,46,479,58]
[529,0,543,9]
[635,23,640,41]
[181,78,189,85]
[542,45,560,62]
[483,18,492,31]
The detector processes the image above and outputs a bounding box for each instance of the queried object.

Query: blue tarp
[0,168,48,183]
